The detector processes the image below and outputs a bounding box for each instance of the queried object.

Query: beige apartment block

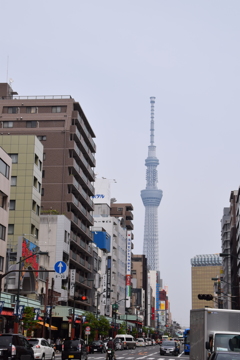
[0,147,12,278]
[191,254,222,309]
[0,135,43,251]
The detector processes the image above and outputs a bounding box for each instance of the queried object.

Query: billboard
[105,256,111,316]
[125,231,132,308]
[17,237,39,292]
[92,178,111,206]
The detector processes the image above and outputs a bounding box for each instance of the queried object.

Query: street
[55,345,190,360]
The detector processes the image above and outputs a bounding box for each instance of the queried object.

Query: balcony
[71,178,94,210]
[126,220,134,230]
[70,250,92,273]
[68,158,94,195]
[70,194,93,226]
[70,142,95,181]
[70,213,93,242]
[70,231,92,255]
[71,125,96,167]
[72,111,96,153]
[126,210,134,220]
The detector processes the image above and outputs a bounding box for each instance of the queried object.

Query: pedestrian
[56,337,61,352]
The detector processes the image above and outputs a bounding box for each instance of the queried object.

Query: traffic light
[80,295,88,301]
[198,294,213,301]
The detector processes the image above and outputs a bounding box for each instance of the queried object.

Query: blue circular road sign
[54,261,67,274]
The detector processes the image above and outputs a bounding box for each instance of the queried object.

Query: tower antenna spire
[150,96,155,146]
[141,97,163,271]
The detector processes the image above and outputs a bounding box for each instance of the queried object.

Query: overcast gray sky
[1,0,240,327]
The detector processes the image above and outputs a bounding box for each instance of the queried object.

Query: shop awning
[37,322,58,330]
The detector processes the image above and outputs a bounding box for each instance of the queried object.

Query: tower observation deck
[141,97,163,271]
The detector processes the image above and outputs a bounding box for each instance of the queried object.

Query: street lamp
[14,250,49,333]
[111,298,126,337]
[96,289,113,319]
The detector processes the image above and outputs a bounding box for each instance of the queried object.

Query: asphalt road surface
[55,346,190,360]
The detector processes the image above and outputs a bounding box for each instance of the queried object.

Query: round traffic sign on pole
[86,326,91,331]
[54,261,67,274]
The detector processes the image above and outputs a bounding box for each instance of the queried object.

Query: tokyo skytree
[141,97,163,271]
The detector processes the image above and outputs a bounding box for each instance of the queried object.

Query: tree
[81,312,110,342]
[22,307,38,337]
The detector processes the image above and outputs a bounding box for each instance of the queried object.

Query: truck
[190,308,240,360]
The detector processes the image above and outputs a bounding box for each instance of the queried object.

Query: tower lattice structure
[141,97,163,271]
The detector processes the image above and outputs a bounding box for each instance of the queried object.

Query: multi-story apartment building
[0,135,43,248]
[0,83,96,310]
[0,147,11,282]
[131,255,148,325]
[221,207,231,308]
[191,254,222,309]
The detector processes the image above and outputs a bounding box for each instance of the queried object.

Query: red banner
[126,274,131,286]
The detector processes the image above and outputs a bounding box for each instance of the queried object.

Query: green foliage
[22,307,38,337]
[82,312,111,342]
[118,323,127,334]
[131,328,137,337]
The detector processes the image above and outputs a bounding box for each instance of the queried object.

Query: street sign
[112,303,119,310]
[54,261,67,274]
[86,326,90,331]
[85,331,90,335]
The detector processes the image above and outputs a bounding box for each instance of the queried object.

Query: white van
[114,335,136,350]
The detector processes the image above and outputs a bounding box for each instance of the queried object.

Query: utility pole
[42,278,49,339]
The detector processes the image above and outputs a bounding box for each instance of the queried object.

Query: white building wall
[39,215,70,301]
[93,216,127,316]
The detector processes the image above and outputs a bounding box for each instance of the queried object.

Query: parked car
[143,338,149,346]
[209,351,240,360]
[62,338,88,360]
[146,338,152,346]
[160,341,179,356]
[136,338,146,347]
[113,339,124,351]
[90,340,106,353]
[27,338,55,360]
[0,333,34,360]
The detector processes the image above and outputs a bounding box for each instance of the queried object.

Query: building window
[33,177,37,188]
[43,153,46,161]
[3,121,13,128]
[26,107,38,114]
[0,256,4,271]
[38,182,41,193]
[64,231,69,244]
[0,159,10,178]
[9,200,16,210]
[8,224,14,235]
[32,200,36,212]
[0,191,7,210]
[41,188,44,196]
[52,106,61,113]
[39,160,42,171]
[26,121,37,128]
[11,176,17,186]
[42,170,45,178]
[0,225,6,240]
[35,228,39,239]
[9,154,18,164]
[37,136,47,141]
[36,205,40,216]
[7,107,18,114]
